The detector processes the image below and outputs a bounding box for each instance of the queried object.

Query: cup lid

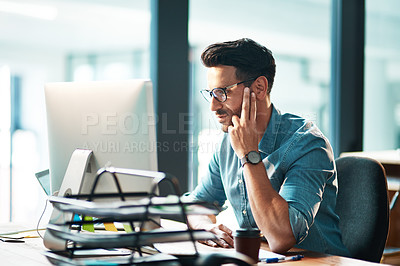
[234,228,261,237]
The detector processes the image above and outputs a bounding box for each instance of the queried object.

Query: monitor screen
[44,79,158,196]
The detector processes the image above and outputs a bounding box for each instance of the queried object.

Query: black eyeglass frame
[200,77,258,103]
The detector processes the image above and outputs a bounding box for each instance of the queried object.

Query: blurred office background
[0,0,399,226]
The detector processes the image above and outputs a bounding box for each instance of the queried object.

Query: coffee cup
[233,228,261,263]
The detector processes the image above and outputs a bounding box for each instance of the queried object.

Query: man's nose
[210,96,222,112]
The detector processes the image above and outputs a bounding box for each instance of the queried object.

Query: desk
[0,223,388,266]
[0,223,49,266]
[340,150,400,178]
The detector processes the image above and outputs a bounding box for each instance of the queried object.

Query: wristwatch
[241,151,262,167]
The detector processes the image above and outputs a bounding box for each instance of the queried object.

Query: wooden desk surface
[340,150,400,165]
[0,223,389,266]
[266,244,382,266]
[340,150,400,178]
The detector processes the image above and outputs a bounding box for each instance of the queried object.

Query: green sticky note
[123,223,133,233]
[82,216,95,232]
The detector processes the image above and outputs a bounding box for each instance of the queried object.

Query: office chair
[335,156,389,263]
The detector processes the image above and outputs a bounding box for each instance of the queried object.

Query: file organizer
[43,167,220,265]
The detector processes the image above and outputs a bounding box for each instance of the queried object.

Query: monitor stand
[43,149,93,250]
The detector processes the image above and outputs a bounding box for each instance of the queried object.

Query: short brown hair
[201,38,276,93]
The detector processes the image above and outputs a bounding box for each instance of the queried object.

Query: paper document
[259,248,285,260]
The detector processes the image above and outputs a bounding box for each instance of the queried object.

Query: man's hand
[198,223,234,248]
[228,87,259,159]
[188,215,234,248]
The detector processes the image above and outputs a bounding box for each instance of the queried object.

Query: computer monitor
[44,79,158,196]
[43,79,158,250]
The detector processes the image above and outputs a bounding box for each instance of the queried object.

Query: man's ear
[252,76,269,99]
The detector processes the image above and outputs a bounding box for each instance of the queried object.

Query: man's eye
[214,89,225,97]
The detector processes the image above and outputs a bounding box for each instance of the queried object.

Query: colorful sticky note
[104,223,118,232]
[123,223,133,233]
[82,216,95,232]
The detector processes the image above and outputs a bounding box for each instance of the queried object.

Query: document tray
[47,224,216,249]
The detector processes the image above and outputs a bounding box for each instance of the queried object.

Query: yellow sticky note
[104,223,118,232]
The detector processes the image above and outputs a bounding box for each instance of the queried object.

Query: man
[186,38,349,256]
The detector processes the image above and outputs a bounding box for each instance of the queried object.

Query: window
[0,66,12,219]
[0,0,150,225]
[364,0,400,151]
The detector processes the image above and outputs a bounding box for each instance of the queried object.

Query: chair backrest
[335,156,389,262]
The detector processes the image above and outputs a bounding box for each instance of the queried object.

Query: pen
[265,255,304,263]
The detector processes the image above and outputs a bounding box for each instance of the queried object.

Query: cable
[0,200,48,238]
[0,228,46,237]
[36,198,49,239]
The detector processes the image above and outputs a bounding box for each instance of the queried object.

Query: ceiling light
[0,1,58,20]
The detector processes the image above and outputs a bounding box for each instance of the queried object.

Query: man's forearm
[243,163,296,253]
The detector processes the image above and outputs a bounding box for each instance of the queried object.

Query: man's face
[207,65,246,132]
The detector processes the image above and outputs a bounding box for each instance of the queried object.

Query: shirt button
[242,210,247,215]
[238,179,242,184]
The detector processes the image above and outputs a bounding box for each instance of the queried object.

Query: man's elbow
[268,236,296,254]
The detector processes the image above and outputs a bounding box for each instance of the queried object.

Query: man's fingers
[240,87,250,120]
[200,223,234,248]
[209,239,231,248]
[208,240,218,247]
[199,240,217,247]
[231,115,240,127]
[250,92,256,121]
[220,232,234,247]
[215,224,234,247]
[206,238,231,248]
[217,223,233,237]
[215,238,232,248]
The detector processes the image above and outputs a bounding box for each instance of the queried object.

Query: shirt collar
[258,104,281,156]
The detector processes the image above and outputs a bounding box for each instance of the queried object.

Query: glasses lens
[213,88,226,102]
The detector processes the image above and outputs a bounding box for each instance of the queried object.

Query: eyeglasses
[200,77,257,103]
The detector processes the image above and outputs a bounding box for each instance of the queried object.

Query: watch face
[248,151,261,164]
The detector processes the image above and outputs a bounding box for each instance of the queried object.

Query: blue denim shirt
[189,105,349,256]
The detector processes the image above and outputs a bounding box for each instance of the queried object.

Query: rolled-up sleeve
[288,206,310,243]
[279,133,335,243]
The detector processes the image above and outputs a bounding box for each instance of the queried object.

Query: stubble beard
[217,107,241,133]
